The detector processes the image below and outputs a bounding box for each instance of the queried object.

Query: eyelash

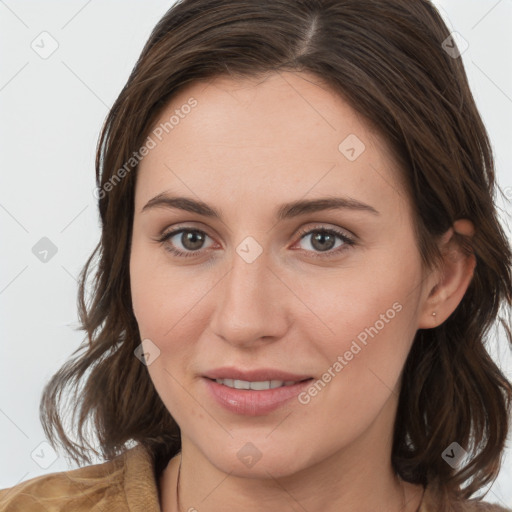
[157,224,356,260]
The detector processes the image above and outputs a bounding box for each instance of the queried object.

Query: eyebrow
[141,192,380,219]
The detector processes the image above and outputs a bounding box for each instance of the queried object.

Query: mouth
[206,377,313,390]
[202,372,315,416]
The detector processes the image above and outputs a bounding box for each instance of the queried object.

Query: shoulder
[0,444,161,512]
[0,450,128,512]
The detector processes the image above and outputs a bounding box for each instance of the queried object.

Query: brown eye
[294,226,356,259]
[159,228,214,257]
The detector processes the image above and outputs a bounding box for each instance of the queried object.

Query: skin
[129,71,476,512]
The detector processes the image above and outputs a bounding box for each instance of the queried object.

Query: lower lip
[203,377,313,416]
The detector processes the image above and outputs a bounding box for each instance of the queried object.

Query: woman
[1,0,511,511]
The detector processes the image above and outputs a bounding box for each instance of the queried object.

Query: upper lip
[203,367,313,382]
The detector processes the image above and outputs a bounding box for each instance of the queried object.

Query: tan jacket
[0,444,510,511]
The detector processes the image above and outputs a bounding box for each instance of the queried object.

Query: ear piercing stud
[432,312,437,317]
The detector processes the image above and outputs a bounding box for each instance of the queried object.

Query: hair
[40,0,512,502]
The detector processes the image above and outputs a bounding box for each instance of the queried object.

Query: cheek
[129,247,218,409]
[130,249,207,420]
[298,250,421,396]
[130,240,204,339]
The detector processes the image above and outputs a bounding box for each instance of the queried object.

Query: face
[130,71,432,478]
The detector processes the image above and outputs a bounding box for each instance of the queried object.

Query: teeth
[215,379,298,390]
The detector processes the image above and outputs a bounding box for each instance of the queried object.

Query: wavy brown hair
[40,0,512,501]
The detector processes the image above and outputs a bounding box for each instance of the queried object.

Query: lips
[202,367,313,383]
[203,377,314,415]
[201,367,315,415]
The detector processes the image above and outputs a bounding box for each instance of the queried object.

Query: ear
[417,219,477,329]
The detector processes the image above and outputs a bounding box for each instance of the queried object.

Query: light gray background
[1,0,511,507]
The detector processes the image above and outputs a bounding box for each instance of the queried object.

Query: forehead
[148,71,369,149]
[135,71,409,219]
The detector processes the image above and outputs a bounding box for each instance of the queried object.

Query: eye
[158,228,215,258]
[157,224,356,259]
[293,224,355,259]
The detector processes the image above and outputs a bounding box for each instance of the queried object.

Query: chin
[195,435,315,480]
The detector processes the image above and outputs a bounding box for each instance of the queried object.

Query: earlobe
[418,219,476,329]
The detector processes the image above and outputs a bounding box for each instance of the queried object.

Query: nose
[208,247,290,349]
